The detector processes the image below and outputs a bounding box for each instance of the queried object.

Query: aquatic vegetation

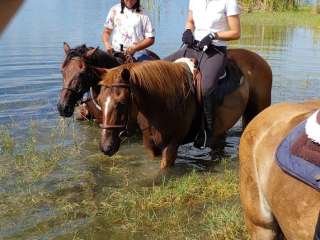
[0,121,248,239]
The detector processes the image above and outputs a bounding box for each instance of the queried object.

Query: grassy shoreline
[241,7,320,28]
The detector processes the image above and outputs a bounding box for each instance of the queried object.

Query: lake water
[0,0,320,239]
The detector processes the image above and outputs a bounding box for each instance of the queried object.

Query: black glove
[198,33,216,50]
[182,29,194,46]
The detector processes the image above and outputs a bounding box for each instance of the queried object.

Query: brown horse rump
[276,111,320,191]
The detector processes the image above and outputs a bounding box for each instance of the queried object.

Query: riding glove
[182,29,194,46]
[198,33,217,50]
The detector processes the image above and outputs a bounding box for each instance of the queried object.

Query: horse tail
[229,49,273,128]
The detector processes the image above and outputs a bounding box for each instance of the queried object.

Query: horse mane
[62,44,120,68]
[100,60,192,110]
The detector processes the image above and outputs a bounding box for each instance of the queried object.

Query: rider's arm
[127,37,155,54]
[102,27,113,54]
[185,10,195,31]
[214,15,240,41]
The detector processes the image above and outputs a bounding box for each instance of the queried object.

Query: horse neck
[90,49,120,68]
[131,83,186,124]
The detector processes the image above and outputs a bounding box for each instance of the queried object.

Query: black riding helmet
[121,0,141,13]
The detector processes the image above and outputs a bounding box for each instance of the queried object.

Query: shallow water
[0,0,320,239]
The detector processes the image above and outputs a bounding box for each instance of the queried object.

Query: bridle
[99,82,133,138]
[61,56,101,104]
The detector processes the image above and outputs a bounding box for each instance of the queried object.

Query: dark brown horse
[98,49,272,169]
[57,42,120,120]
[57,42,160,121]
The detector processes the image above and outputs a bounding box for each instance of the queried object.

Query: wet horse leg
[142,130,162,158]
[160,142,178,169]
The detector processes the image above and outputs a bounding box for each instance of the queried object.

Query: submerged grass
[96,165,249,240]
[0,122,248,239]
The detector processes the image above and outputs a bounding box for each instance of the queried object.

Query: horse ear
[121,68,130,83]
[85,47,98,58]
[63,42,71,55]
[95,67,109,75]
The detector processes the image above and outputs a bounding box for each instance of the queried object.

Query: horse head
[98,67,135,156]
[57,42,99,117]
[57,42,120,117]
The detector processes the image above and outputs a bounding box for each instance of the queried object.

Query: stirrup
[194,129,207,149]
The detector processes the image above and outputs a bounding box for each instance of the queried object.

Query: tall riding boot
[203,91,216,147]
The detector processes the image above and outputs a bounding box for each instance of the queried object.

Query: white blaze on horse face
[103,96,111,123]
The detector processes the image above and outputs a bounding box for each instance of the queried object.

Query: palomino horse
[57,42,159,121]
[239,101,320,239]
[98,48,272,169]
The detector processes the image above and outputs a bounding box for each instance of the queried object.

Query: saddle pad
[215,59,242,104]
[276,120,320,191]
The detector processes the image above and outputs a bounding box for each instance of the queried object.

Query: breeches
[164,45,227,95]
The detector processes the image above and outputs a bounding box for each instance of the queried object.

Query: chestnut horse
[57,42,160,121]
[239,101,320,239]
[98,48,272,169]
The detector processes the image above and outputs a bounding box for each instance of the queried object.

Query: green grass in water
[0,123,249,240]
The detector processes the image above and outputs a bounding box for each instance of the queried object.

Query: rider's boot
[194,91,216,148]
[203,91,216,147]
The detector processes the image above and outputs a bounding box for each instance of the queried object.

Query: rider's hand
[182,29,194,46]
[126,46,136,55]
[104,43,113,54]
[198,33,217,50]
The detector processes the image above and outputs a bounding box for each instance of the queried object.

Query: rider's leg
[163,45,196,62]
[199,46,227,147]
[134,51,152,61]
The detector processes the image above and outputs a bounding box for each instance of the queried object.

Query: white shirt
[104,3,155,52]
[189,0,240,46]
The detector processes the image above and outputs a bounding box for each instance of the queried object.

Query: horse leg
[244,215,284,240]
[142,131,162,158]
[85,100,102,123]
[160,142,178,169]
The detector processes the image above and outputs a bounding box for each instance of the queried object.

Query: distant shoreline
[241,6,320,27]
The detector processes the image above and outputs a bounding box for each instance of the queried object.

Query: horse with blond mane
[97,47,271,169]
[239,100,320,239]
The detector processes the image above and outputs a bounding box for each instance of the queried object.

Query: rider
[102,0,155,61]
[164,0,241,147]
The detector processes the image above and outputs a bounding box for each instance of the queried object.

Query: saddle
[190,58,243,107]
[276,110,320,191]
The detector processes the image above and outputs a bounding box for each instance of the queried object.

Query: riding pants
[164,45,227,95]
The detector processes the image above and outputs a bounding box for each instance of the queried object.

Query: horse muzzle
[100,131,121,156]
[57,101,75,117]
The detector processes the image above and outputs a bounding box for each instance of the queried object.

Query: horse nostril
[100,143,114,156]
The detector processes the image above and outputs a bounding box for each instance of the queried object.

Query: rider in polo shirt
[102,0,155,61]
[165,0,241,147]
